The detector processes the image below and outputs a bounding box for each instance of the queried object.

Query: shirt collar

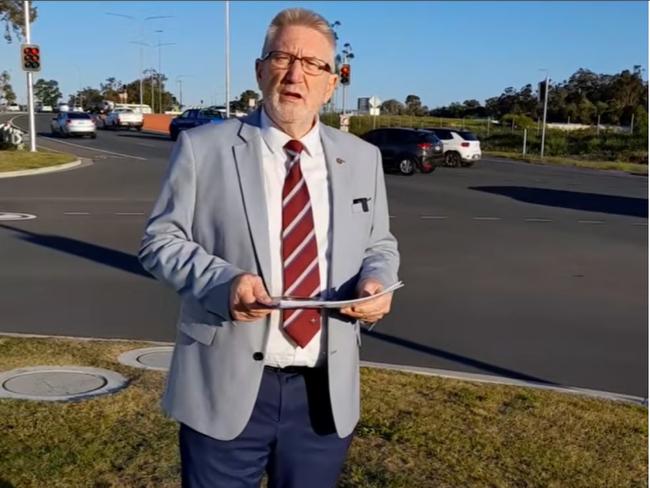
[260,106,321,157]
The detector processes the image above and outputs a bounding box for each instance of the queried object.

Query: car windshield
[458,131,478,141]
[417,132,440,144]
[116,109,133,113]
[68,113,91,119]
[200,109,224,119]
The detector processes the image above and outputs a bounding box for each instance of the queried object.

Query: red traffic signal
[340,64,351,85]
[21,44,41,72]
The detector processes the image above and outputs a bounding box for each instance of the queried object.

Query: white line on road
[115,212,145,216]
[38,136,147,161]
[524,218,552,223]
[473,216,502,221]
[420,215,448,220]
[578,220,605,224]
[64,212,90,215]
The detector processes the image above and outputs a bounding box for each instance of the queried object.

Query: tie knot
[284,139,304,157]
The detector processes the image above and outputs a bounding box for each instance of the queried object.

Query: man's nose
[284,58,305,82]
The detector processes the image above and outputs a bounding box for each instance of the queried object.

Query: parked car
[360,128,444,175]
[7,103,20,112]
[423,128,482,167]
[51,112,96,138]
[104,108,144,130]
[169,107,228,141]
[38,105,53,113]
[57,103,70,113]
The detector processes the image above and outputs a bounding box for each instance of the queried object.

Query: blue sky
[1,1,647,108]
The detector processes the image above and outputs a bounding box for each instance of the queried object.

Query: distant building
[357,97,370,114]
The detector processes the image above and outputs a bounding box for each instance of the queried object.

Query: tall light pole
[105,13,173,112]
[22,1,36,152]
[539,69,550,158]
[328,20,340,113]
[176,75,190,109]
[129,40,151,110]
[144,68,156,110]
[154,29,175,113]
[225,0,231,118]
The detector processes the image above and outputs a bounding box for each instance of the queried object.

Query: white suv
[425,128,482,167]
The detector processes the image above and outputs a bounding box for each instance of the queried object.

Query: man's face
[256,25,338,129]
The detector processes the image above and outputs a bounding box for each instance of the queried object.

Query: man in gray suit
[139,7,399,488]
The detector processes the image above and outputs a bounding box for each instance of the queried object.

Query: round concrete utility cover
[0,212,36,221]
[0,366,128,401]
[118,346,173,371]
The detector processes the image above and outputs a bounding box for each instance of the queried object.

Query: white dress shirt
[259,108,331,368]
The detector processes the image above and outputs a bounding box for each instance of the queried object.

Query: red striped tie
[281,139,321,348]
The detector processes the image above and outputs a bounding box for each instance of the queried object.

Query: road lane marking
[632,222,648,226]
[64,212,90,215]
[473,216,501,221]
[420,215,448,220]
[0,212,37,221]
[578,220,605,224]
[524,218,552,223]
[115,212,145,216]
[37,136,147,160]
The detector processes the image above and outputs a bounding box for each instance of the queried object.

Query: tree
[33,78,61,106]
[68,87,103,110]
[234,89,260,112]
[0,70,16,103]
[1,0,37,43]
[380,99,404,115]
[100,77,124,102]
[404,94,428,116]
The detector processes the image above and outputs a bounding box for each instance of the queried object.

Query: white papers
[264,281,404,309]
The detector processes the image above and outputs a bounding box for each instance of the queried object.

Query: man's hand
[230,273,274,322]
[340,278,393,324]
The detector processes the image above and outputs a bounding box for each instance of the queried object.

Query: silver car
[51,112,96,138]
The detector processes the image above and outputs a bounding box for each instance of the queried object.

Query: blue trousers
[179,366,353,488]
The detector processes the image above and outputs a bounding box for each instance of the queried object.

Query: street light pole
[225,0,231,118]
[23,0,36,152]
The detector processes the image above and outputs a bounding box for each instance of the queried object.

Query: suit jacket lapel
[233,111,272,288]
[320,125,351,292]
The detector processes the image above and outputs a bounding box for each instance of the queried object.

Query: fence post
[523,128,527,156]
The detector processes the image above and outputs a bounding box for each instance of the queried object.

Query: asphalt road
[1,113,647,397]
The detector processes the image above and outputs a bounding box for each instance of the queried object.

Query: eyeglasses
[260,50,332,76]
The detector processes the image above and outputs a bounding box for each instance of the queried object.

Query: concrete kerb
[0,331,645,407]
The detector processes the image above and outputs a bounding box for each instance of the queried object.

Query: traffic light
[21,44,41,72]
[340,64,351,85]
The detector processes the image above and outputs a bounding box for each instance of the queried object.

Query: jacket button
[253,352,264,361]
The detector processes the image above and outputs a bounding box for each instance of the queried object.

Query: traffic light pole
[23,0,36,152]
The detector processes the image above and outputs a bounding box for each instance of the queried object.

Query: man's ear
[255,60,262,86]
[324,73,338,103]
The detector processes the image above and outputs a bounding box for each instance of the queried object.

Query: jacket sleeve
[138,131,244,321]
[358,146,400,288]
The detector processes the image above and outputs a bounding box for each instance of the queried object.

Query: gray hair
[261,8,336,64]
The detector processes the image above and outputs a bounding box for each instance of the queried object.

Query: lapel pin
[336,157,345,165]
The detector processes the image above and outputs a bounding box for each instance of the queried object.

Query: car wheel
[90,133,97,139]
[398,158,416,176]
[445,152,462,168]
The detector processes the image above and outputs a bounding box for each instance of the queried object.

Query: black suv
[361,128,444,175]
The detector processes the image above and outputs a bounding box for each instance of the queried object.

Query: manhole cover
[118,346,173,371]
[4,371,106,396]
[0,366,128,401]
[0,212,36,221]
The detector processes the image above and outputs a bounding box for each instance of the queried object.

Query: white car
[7,103,20,112]
[39,105,53,112]
[58,103,70,112]
[104,108,144,130]
[51,112,96,138]
[425,128,482,167]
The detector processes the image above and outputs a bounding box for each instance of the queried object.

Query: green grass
[484,150,649,175]
[0,149,77,172]
[0,336,646,487]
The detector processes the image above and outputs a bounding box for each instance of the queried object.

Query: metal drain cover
[0,212,36,221]
[0,366,128,401]
[118,346,173,371]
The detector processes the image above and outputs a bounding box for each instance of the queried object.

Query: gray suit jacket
[139,109,399,440]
